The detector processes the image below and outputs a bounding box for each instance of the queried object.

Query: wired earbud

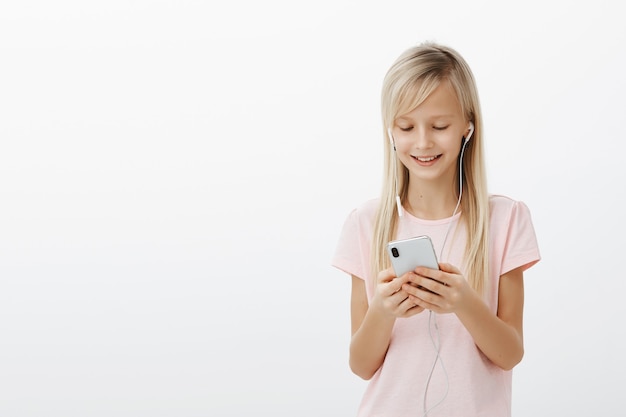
[387,128,404,217]
[463,121,475,145]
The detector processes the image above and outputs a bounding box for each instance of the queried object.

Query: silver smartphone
[387,235,439,277]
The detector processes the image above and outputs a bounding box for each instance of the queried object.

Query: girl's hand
[402,262,474,314]
[371,267,425,318]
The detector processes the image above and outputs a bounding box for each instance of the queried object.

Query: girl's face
[391,80,471,186]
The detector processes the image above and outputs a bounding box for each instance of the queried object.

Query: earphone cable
[421,140,468,416]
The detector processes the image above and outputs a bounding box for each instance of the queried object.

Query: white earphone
[464,121,475,145]
[387,128,404,217]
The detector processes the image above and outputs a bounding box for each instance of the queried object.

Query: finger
[413,267,449,288]
[377,267,397,284]
[390,271,415,294]
[407,281,444,300]
[392,273,406,288]
[403,304,425,317]
[401,276,423,297]
[438,262,461,274]
[404,273,448,300]
[389,282,413,303]
[408,292,440,311]
[399,295,421,313]
[403,295,431,317]
[389,286,404,298]
[405,271,442,291]
[413,266,439,279]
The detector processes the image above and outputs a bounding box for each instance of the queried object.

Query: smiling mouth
[413,154,441,162]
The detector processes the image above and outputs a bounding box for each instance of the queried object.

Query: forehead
[397,80,462,120]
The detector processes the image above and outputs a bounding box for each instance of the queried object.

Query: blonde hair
[371,42,490,295]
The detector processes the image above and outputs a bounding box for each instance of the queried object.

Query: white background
[1,1,625,416]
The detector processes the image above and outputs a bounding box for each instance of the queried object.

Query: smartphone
[387,235,439,277]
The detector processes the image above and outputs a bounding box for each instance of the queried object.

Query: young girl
[331,42,541,417]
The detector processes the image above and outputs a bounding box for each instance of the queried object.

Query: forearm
[456,293,523,370]
[349,305,396,380]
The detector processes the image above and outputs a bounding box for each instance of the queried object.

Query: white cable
[420,141,468,416]
[439,142,467,256]
[421,312,450,416]
[388,128,404,217]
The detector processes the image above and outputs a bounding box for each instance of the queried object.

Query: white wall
[1,1,624,416]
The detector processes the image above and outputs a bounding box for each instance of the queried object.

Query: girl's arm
[403,264,525,370]
[349,269,424,380]
[453,266,525,370]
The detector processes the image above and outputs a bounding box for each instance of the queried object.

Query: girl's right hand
[371,267,425,318]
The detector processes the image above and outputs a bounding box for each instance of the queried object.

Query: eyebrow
[396,114,455,122]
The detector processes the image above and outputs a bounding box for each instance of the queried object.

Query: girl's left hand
[401,262,474,314]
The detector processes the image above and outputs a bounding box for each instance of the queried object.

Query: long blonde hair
[371,42,490,295]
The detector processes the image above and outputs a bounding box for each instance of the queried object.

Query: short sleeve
[331,198,379,282]
[331,208,370,281]
[500,201,541,275]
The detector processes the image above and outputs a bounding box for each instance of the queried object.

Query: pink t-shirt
[332,194,540,417]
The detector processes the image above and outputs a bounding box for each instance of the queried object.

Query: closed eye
[399,126,413,132]
[433,125,449,131]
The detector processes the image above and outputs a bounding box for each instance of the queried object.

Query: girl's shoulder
[354,197,380,217]
[335,197,379,228]
[343,197,380,229]
[487,194,541,271]
[489,193,530,212]
[488,193,536,229]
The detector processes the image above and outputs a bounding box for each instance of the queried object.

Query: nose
[411,127,433,149]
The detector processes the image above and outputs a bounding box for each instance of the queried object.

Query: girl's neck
[405,180,459,220]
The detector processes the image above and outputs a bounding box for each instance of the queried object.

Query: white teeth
[417,156,437,162]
